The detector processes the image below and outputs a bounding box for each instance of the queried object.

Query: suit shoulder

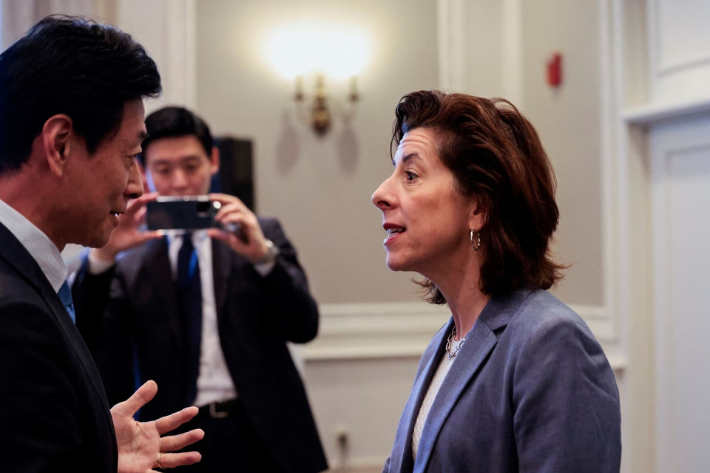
[257,216,281,231]
[505,290,596,343]
[0,263,43,310]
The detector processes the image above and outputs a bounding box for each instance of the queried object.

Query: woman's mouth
[383,224,406,245]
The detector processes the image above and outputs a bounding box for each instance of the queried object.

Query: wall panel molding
[650,117,710,473]
[646,0,710,105]
[305,301,626,369]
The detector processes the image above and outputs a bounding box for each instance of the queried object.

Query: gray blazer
[383,289,621,473]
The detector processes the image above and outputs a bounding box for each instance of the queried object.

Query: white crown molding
[623,96,710,125]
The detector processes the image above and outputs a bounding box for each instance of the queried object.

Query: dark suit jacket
[72,217,327,473]
[384,289,621,473]
[0,222,117,473]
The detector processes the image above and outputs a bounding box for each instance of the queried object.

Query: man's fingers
[154,406,199,435]
[125,192,158,217]
[206,228,249,251]
[111,380,157,417]
[214,202,247,221]
[160,429,205,452]
[206,228,231,244]
[155,451,202,469]
[137,230,163,245]
[134,206,147,225]
[209,192,245,206]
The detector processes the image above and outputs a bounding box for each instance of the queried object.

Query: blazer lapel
[37,268,115,413]
[211,238,232,320]
[388,324,450,473]
[142,237,183,350]
[412,290,531,473]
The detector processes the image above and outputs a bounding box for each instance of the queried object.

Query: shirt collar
[0,198,68,292]
[167,230,208,248]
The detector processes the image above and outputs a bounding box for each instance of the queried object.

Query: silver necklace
[445,325,468,360]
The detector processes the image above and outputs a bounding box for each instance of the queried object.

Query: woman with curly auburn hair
[372,90,621,473]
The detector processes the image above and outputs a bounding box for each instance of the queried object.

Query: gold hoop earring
[470,229,481,251]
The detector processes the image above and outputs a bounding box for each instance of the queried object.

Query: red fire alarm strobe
[547,52,563,88]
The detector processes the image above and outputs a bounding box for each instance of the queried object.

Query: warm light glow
[265,22,369,79]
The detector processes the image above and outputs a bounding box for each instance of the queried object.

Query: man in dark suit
[72,106,328,473]
[0,16,203,473]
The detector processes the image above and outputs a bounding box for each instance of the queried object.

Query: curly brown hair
[391,90,564,303]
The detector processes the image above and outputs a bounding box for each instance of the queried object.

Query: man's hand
[111,381,204,473]
[93,193,163,263]
[207,193,270,263]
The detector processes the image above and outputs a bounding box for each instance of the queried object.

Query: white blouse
[411,337,466,460]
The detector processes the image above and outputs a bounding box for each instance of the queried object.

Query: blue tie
[176,234,202,405]
[57,280,76,324]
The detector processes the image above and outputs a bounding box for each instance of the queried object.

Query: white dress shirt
[0,198,67,292]
[169,231,236,406]
[88,230,275,407]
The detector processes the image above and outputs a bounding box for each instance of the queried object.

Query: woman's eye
[405,171,418,181]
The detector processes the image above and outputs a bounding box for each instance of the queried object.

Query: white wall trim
[501,0,523,106]
[656,54,710,78]
[304,302,450,361]
[437,0,468,91]
[647,0,710,77]
[161,0,197,108]
[304,301,623,361]
[623,96,710,125]
[649,121,710,473]
[598,0,620,345]
[609,0,633,379]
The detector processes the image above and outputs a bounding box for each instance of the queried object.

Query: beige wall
[196,0,440,305]
[520,0,605,306]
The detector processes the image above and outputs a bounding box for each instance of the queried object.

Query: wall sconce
[266,23,369,136]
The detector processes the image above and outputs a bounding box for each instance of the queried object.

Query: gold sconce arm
[293,74,359,136]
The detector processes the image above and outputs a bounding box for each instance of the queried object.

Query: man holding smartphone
[72,106,327,473]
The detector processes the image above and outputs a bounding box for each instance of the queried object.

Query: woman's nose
[371,178,392,210]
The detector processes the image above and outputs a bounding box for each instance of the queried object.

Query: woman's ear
[42,114,74,177]
[468,197,488,232]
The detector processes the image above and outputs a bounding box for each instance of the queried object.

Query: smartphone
[146,196,219,232]
[146,196,248,242]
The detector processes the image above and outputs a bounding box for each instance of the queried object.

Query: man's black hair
[141,106,214,165]
[0,15,161,175]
